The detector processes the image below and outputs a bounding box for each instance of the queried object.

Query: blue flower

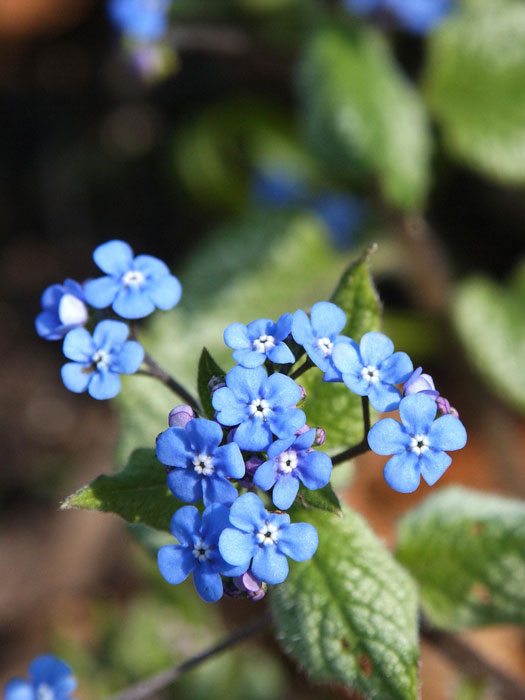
[156,418,245,506]
[158,504,246,602]
[4,654,76,700]
[35,280,88,341]
[311,193,365,251]
[253,429,333,510]
[84,240,182,319]
[224,314,295,368]
[292,301,352,381]
[212,366,306,452]
[108,0,172,42]
[332,331,413,411]
[252,168,308,208]
[343,0,454,34]
[218,493,318,584]
[403,366,439,398]
[368,393,467,493]
[61,320,144,400]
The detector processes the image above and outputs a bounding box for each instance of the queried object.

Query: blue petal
[157,545,194,584]
[292,429,316,451]
[368,418,409,455]
[41,283,64,308]
[310,301,346,337]
[264,373,302,407]
[29,655,75,691]
[272,475,300,510]
[380,351,413,384]
[156,427,192,468]
[252,546,288,584]
[193,569,224,602]
[202,476,238,507]
[291,309,314,345]
[234,419,272,451]
[228,492,266,532]
[112,340,144,374]
[267,435,296,458]
[359,332,394,366]
[246,318,274,339]
[212,387,247,426]
[399,394,437,434]
[252,460,278,491]
[224,323,250,350]
[428,414,467,451]
[93,319,129,349]
[63,327,94,362]
[218,528,255,567]
[213,442,245,479]
[383,452,421,493]
[35,309,61,340]
[232,348,266,368]
[226,365,267,402]
[419,450,452,486]
[278,522,318,561]
[3,679,33,700]
[93,239,134,275]
[169,505,201,544]
[61,363,91,394]
[133,254,169,278]
[273,312,293,341]
[268,343,295,365]
[113,286,155,319]
[303,343,330,372]
[63,278,84,297]
[84,276,121,309]
[268,407,306,439]
[185,418,223,455]
[332,341,362,375]
[368,382,402,412]
[167,469,202,503]
[298,452,332,490]
[88,369,121,400]
[147,274,182,310]
[201,504,231,543]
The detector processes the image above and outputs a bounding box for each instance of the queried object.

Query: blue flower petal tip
[4,654,77,700]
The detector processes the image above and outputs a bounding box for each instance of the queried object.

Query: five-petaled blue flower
[158,504,246,602]
[368,393,467,493]
[61,320,144,400]
[224,314,295,368]
[35,279,88,341]
[219,493,318,584]
[108,0,172,43]
[253,429,333,510]
[84,240,181,319]
[4,654,76,700]
[212,366,306,451]
[332,331,413,412]
[343,0,454,34]
[156,418,245,506]
[292,301,351,382]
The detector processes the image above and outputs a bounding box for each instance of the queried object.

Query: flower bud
[168,405,195,429]
[245,456,264,477]
[436,396,459,418]
[208,376,226,392]
[403,367,439,398]
[295,423,310,437]
[232,570,266,601]
[314,427,326,446]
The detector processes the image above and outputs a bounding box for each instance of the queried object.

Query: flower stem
[290,356,314,381]
[332,396,371,466]
[105,613,270,700]
[139,351,202,414]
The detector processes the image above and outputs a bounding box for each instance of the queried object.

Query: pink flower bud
[314,427,326,446]
[168,405,195,429]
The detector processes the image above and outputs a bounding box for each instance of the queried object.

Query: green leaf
[297,483,342,515]
[301,249,381,451]
[299,24,431,211]
[425,5,525,183]
[61,448,178,532]
[271,506,419,699]
[452,266,525,414]
[396,486,525,629]
[198,348,225,419]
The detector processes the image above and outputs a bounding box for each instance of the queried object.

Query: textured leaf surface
[297,482,342,515]
[198,347,225,419]
[61,448,178,532]
[396,486,525,629]
[299,24,431,210]
[272,506,419,699]
[425,5,525,183]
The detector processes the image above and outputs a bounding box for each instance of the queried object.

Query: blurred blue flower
[108,0,172,42]
[61,320,144,400]
[252,168,308,208]
[224,314,295,368]
[368,393,467,492]
[332,331,413,411]
[35,279,88,341]
[343,0,454,34]
[84,240,181,319]
[156,417,245,506]
[4,654,76,700]
[212,366,306,451]
[311,192,366,250]
[253,429,333,510]
[158,504,246,602]
[219,493,318,584]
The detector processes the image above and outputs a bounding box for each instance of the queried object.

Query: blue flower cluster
[343,0,455,34]
[35,240,181,400]
[108,0,173,43]
[4,654,76,700]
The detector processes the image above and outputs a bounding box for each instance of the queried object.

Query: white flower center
[277,450,298,474]
[249,398,271,419]
[192,538,211,562]
[409,434,430,455]
[192,453,215,475]
[37,684,54,700]
[315,337,333,357]
[122,269,145,288]
[256,522,280,546]
[92,349,111,368]
[361,365,379,383]
[252,334,276,353]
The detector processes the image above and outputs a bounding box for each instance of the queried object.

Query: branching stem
[290,356,314,381]
[138,351,202,414]
[332,396,371,465]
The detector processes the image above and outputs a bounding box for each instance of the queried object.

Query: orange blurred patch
[0,0,92,39]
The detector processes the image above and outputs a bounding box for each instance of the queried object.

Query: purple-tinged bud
[314,427,326,446]
[208,376,226,392]
[232,570,266,601]
[298,384,306,402]
[168,405,195,428]
[245,456,264,477]
[295,423,310,437]
[403,367,439,398]
[436,396,459,418]
[226,427,237,444]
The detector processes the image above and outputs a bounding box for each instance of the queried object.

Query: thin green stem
[332,396,371,466]
[290,356,314,381]
[140,351,202,414]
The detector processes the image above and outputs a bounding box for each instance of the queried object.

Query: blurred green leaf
[61,448,177,532]
[198,348,225,419]
[425,5,525,183]
[271,505,419,699]
[453,265,525,413]
[396,486,525,629]
[297,482,342,515]
[298,24,431,211]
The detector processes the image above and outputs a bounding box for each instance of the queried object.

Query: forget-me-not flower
[224,314,295,368]
[292,301,351,381]
[61,320,144,400]
[108,0,172,43]
[311,193,365,251]
[84,240,181,319]
[219,493,318,584]
[4,654,76,700]
[332,331,413,412]
[35,279,88,341]
[253,429,333,510]
[212,366,306,451]
[368,393,467,493]
[156,417,245,506]
[158,504,246,602]
[343,0,454,34]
